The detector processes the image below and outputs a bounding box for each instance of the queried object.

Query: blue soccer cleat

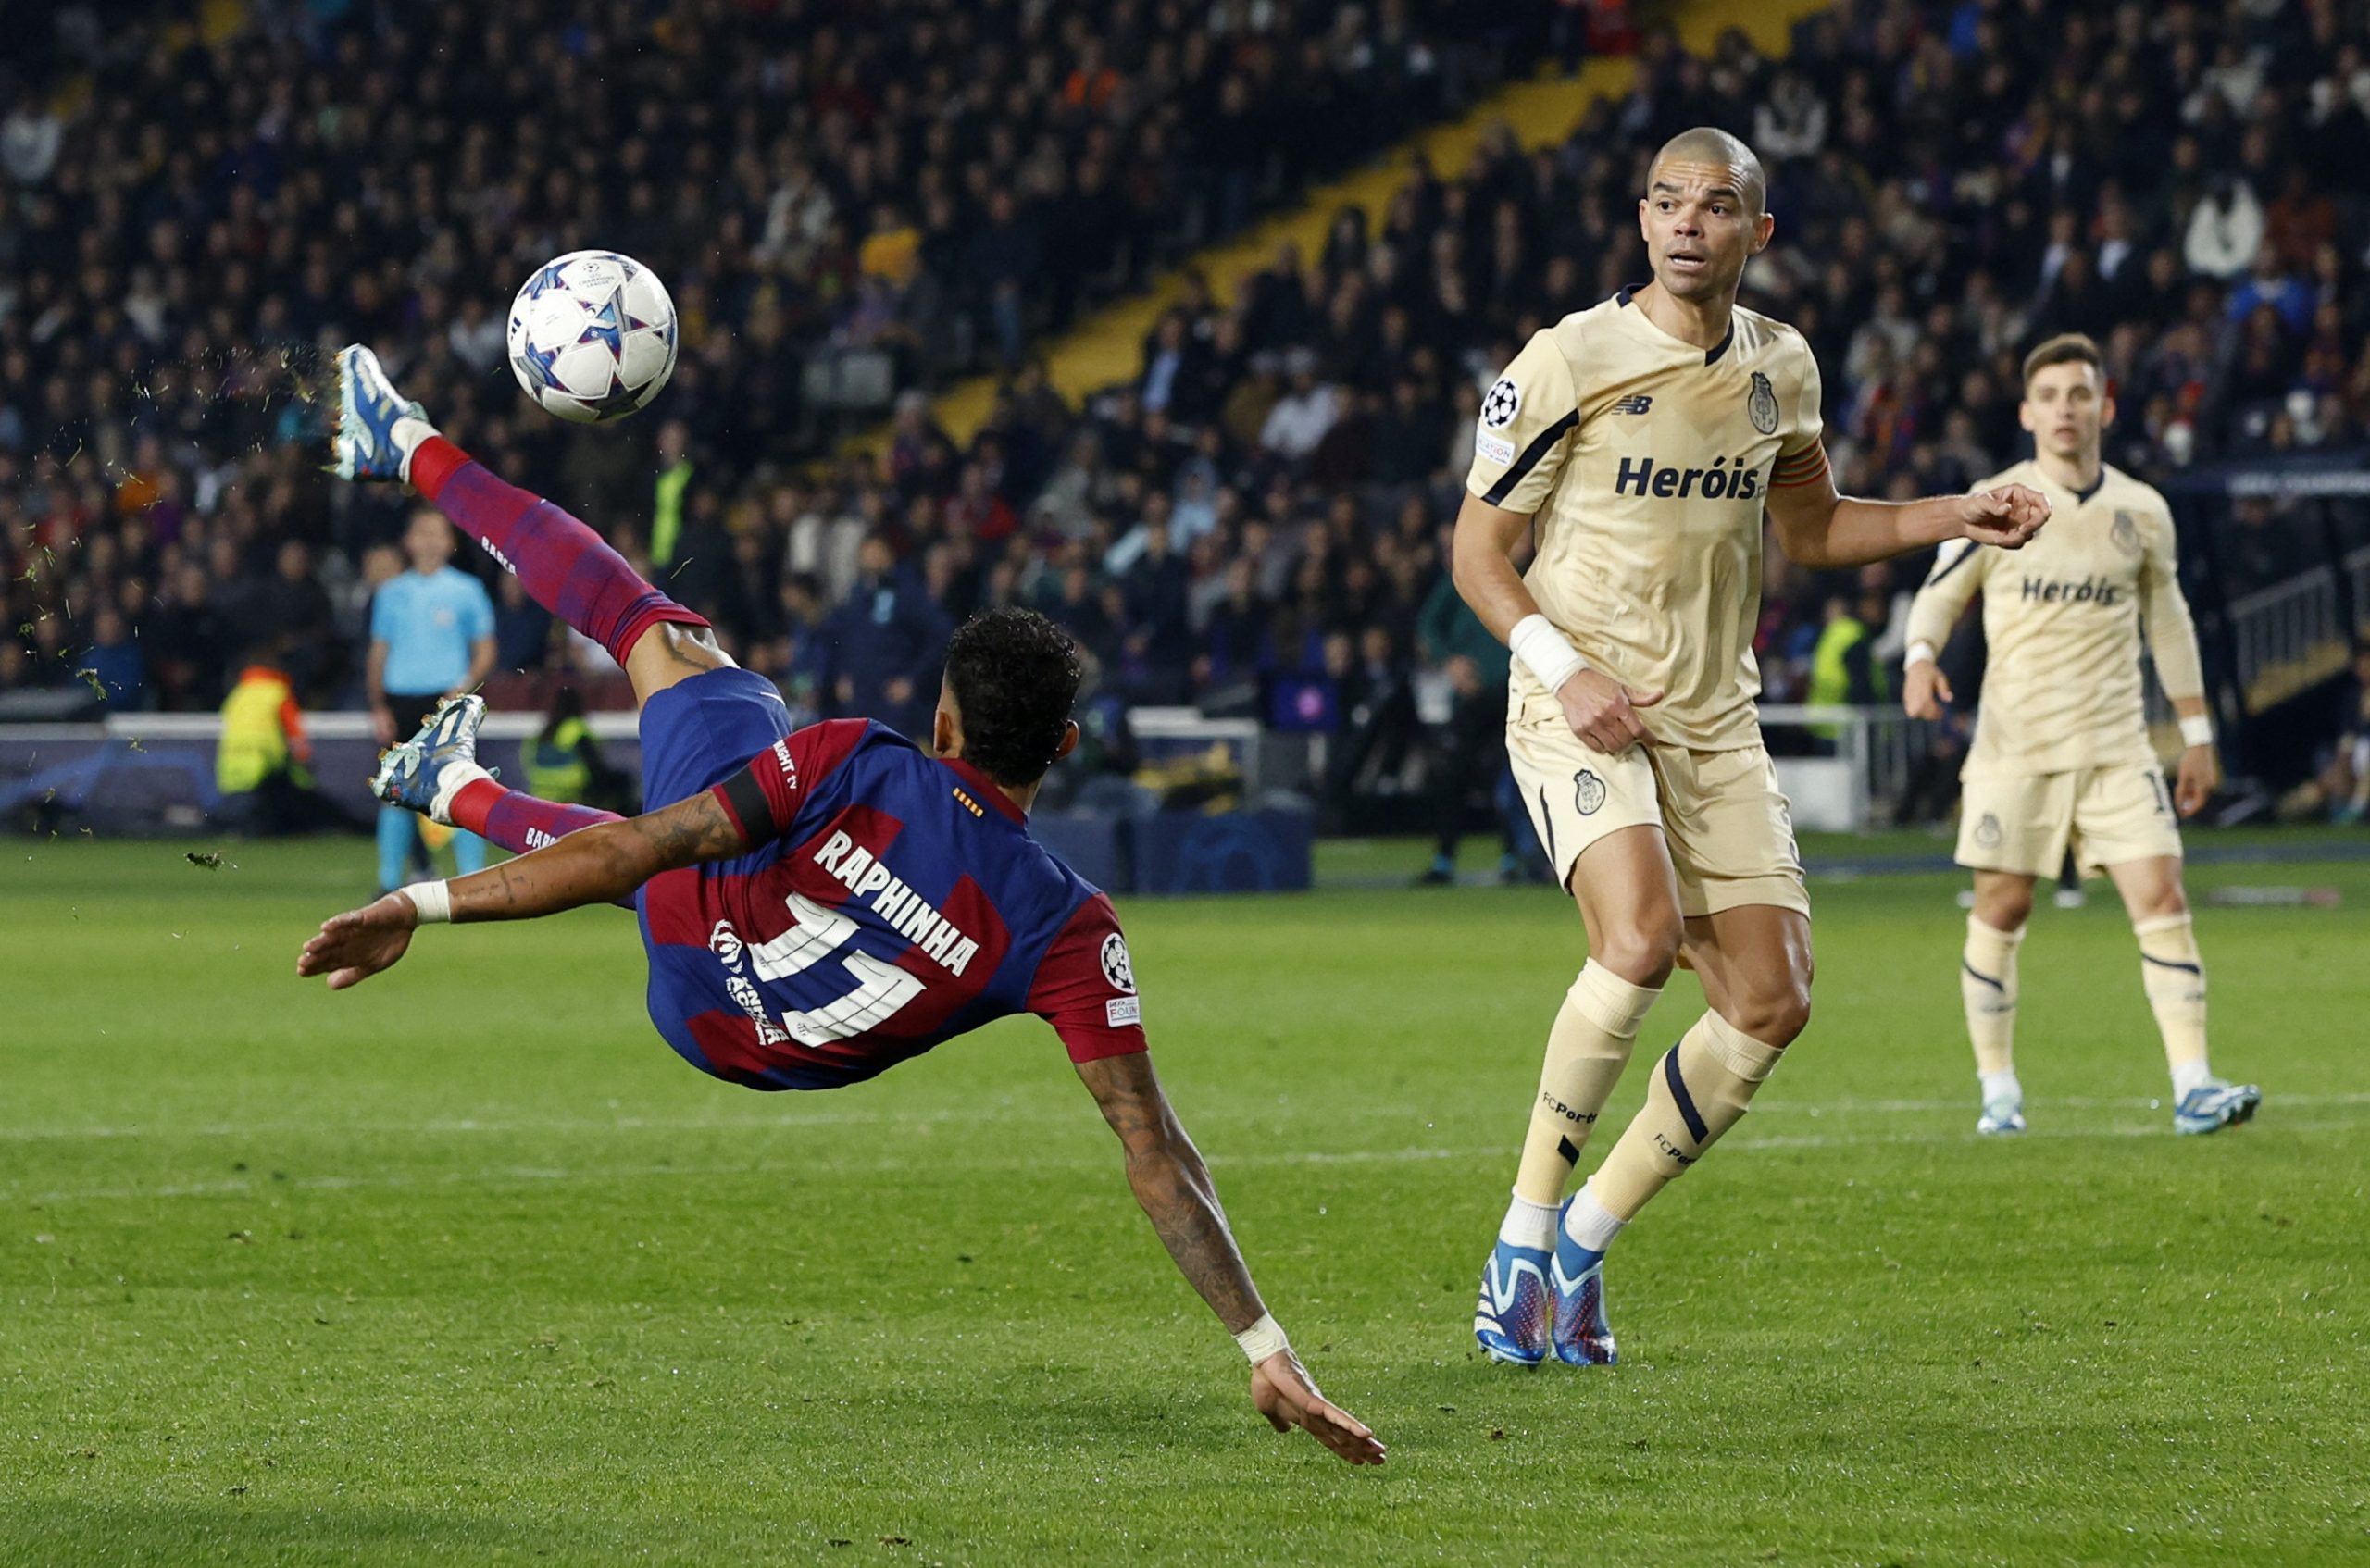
[1977,1089,2027,1136]
[331,344,438,482]
[372,694,493,824]
[2173,1079,2262,1136]
[1550,1203,1617,1365]
[1473,1237,1553,1365]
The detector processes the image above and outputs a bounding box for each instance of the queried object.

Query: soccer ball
[505,250,679,423]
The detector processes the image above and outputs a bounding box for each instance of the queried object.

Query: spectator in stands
[821,534,950,738]
[1415,570,1520,886]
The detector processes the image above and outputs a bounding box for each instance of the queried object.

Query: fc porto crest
[1746,371,1779,436]
[1574,769,1607,816]
[2111,510,2143,556]
[1973,813,2003,850]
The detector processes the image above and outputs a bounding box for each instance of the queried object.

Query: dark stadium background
[3,0,2366,843]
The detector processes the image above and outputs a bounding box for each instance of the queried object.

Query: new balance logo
[1611,394,1653,416]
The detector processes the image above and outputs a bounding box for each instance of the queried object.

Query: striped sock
[2135,914,2210,1094]
[1962,915,2024,1082]
[450,778,624,857]
[1587,1011,1786,1222]
[409,436,706,666]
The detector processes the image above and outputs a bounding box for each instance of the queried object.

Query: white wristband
[1509,613,1587,693]
[1233,1313,1290,1364]
[400,880,452,925]
[1905,640,1938,667]
[2179,716,2214,749]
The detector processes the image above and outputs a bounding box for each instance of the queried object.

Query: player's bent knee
[1592,914,1687,989]
[1728,981,1812,1047]
[626,623,738,706]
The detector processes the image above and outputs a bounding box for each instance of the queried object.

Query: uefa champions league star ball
[505,251,679,423]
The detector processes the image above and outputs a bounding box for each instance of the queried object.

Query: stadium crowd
[5,0,2370,822]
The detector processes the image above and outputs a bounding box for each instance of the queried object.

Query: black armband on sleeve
[717,765,780,843]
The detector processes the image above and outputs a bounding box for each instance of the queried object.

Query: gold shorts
[1955,765,2183,877]
[1505,687,1808,918]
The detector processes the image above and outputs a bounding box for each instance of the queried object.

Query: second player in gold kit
[1453,127,2052,1368]
[1902,334,2263,1139]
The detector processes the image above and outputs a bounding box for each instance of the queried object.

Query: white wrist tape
[1509,613,1586,693]
[401,880,453,924]
[1233,1313,1290,1364]
[2179,716,2214,749]
[1905,640,1938,667]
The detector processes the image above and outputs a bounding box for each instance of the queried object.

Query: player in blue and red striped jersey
[297,346,1382,1467]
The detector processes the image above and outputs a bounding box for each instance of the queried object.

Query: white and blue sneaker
[1977,1090,2027,1136]
[2173,1080,2262,1136]
[1473,1238,1553,1365]
[372,695,493,824]
[331,344,438,483]
[1550,1203,1616,1365]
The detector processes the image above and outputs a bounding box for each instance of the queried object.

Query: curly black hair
[942,607,1082,787]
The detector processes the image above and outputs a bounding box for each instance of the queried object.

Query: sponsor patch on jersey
[1574,769,1607,815]
[1105,996,1142,1027]
[1100,931,1136,993]
[709,918,744,968]
[2111,510,2143,555]
[1481,377,1522,429]
[771,738,798,790]
[1476,431,1516,466]
[1747,370,1779,435]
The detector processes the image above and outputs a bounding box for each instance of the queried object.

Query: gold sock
[1511,963,1663,1205]
[1589,1010,1786,1221]
[2135,914,2209,1089]
[1962,915,2024,1078]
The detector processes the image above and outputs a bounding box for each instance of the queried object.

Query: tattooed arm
[296,791,749,989]
[1074,1052,1385,1465]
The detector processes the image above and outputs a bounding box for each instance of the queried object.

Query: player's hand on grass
[2176,745,2219,817]
[298,892,418,989]
[1902,659,1953,721]
[1558,668,1661,754]
[1250,1349,1385,1467]
[1957,483,2052,549]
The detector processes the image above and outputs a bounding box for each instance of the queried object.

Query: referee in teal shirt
[368,510,496,892]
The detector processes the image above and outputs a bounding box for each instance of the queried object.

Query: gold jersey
[1904,459,2205,780]
[1466,289,1828,751]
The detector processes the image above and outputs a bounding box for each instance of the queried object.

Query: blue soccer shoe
[1473,1237,1553,1365]
[372,694,493,824]
[1977,1087,2027,1136]
[331,343,438,482]
[2173,1079,2262,1136]
[1550,1203,1617,1366]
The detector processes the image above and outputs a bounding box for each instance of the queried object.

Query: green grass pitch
[5,835,2368,1566]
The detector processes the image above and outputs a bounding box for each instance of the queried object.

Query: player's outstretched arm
[1765,449,2052,569]
[296,791,751,989]
[1074,1052,1385,1467]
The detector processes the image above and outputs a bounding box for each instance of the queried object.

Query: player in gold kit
[1902,333,2262,1139]
[1454,127,2052,1366]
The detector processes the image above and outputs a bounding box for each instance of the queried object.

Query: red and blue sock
[408,435,706,666]
[449,778,622,857]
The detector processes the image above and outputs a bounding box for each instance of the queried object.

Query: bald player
[1902,332,2262,1139]
[1454,128,2052,1368]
